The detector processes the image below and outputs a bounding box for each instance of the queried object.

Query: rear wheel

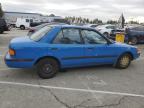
[0,28,4,34]
[116,53,132,69]
[36,58,59,79]
[131,37,138,45]
[20,25,25,30]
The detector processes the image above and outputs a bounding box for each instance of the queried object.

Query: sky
[0,0,144,22]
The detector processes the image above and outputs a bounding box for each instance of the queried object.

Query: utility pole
[0,3,4,18]
[118,13,125,28]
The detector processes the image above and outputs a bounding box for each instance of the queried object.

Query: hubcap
[42,64,53,74]
[131,38,137,44]
[120,56,130,67]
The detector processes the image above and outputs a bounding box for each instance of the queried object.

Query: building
[4,11,63,25]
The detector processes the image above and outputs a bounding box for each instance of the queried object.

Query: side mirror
[60,37,71,44]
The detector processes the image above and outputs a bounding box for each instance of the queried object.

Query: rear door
[51,28,85,68]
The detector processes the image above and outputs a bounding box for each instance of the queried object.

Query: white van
[16,18,33,30]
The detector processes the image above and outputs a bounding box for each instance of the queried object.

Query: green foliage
[49,14,55,17]
[0,3,4,18]
[65,16,103,24]
[107,20,117,24]
[128,21,139,24]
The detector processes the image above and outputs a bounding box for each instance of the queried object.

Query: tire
[36,58,59,79]
[20,25,25,30]
[116,53,132,69]
[0,28,4,34]
[103,32,109,37]
[131,37,138,45]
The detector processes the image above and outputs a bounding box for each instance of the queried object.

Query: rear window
[106,26,116,29]
[30,26,52,41]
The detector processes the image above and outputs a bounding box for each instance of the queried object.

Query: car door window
[26,19,29,22]
[63,28,82,44]
[53,28,82,44]
[30,19,33,23]
[81,30,107,44]
[107,26,116,29]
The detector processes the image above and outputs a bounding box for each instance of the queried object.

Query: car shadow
[1,64,134,80]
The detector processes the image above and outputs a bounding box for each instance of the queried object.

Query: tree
[92,18,103,24]
[128,21,139,24]
[49,14,55,17]
[0,3,4,18]
[107,20,117,24]
[65,16,103,24]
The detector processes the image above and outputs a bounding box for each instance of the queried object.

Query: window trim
[52,27,84,44]
[80,29,110,45]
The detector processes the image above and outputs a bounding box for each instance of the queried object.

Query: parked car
[28,22,68,36]
[109,29,125,40]
[125,25,144,44]
[96,24,121,37]
[16,18,41,30]
[28,23,49,36]
[85,24,98,28]
[0,18,10,34]
[5,25,140,79]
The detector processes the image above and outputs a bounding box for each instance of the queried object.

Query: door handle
[87,47,95,50]
[50,48,59,50]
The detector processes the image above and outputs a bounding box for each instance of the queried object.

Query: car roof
[50,25,96,30]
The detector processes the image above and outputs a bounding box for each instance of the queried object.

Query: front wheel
[36,58,59,79]
[20,25,25,30]
[0,28,4,34]
[131,37,138,45]
[116,53,132,69]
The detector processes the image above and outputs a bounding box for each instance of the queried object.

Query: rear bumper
[5,53,34,68]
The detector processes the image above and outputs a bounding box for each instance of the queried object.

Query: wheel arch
[34,56,61,68]
[114,51,134,67]
[103,32,109,34]
[118,51,134,61]
[20,25,25,27]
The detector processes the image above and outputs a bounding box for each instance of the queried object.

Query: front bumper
[5,53,34,68]
[134,53,140,60]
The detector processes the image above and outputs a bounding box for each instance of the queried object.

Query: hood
[113,42,136,48]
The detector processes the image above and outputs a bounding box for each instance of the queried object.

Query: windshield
[30,26,52,41]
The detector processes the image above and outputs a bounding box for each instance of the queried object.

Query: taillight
[9,49,15,56]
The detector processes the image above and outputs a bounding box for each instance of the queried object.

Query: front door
[81,29,118,65]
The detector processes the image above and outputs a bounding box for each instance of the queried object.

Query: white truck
[16,18,41,30]
[15,18,34,30]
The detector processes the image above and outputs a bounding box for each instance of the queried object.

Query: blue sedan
[5,25,140,79]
